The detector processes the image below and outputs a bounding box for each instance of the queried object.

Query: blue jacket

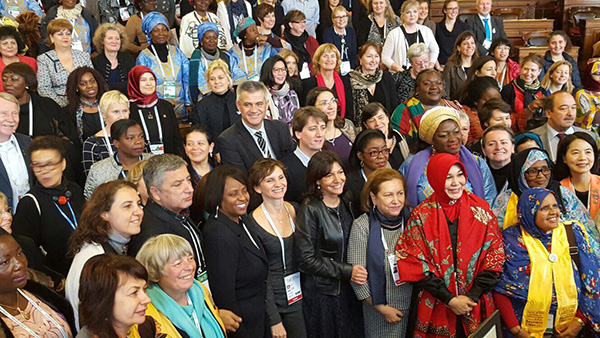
[539,50,583,92]
[322,27,357,70]
[228,43,278,85]
[0,0,43,19]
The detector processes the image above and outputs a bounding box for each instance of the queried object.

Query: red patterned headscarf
[127,65,159,107]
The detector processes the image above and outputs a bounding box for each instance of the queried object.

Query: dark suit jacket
[0,133,33,210]
[282,152,307,204]
[465,15,506,56]
[216,119,296,172]
[92,51,136,94]
[203,213,270,338]
[345,169,366,218]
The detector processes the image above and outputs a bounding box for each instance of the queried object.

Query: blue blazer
[0,133,33,210]
[322,27,357,70]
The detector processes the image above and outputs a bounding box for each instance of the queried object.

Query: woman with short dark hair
[361,102,410,169]
[261,55,300,126]
[489,37,520,88]
[0,26,36,92]
[295,150,366,338]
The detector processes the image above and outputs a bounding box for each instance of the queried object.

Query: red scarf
[316,72,346,117]
[127,65,159,107]
[396,153,505,337]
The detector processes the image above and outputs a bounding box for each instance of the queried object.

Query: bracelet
[576,317,586,328]
[512,327,522,336]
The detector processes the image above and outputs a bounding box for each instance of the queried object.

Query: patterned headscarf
[197,21,219,43]
[517,187,554,238]
[418,106,461,145]
[141,11,169,44]
[233,16,255,39]
[582,61,600,93]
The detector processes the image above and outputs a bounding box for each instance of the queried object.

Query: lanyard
[54,201,77,230]
[97,106,115,157]
[150,45,176,80]
[500,66,507,87]
[242,48,258,77]
[138,107,163,144]
[70,19,80,39]
[241,219,259,249]
[186,294,205,338]
[0,289,69,338]
[360,168,367,182]
[181,217,206,274]
[261,204,295,271]
[28,99,33,137]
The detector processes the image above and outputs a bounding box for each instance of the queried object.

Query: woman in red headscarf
[127,65,184,157]
[395,153,505,338]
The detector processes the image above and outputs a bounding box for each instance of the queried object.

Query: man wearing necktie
[216,81,296,172]
[465,0,506,56]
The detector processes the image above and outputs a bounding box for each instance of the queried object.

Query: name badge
[248,73,260,82]
[7,6,20,18]
[119,7,130,21]
[71,40,84,51]
[387,253,402,286]
[197,270,211,292]
[163,81,177,98]
[149,143,165,155]
[546,313,554,333]
[15,186,29,206]
[340,61,351,75]
[176,3,181,16]
[482,39,492,50]
[284,272,302,305]
[299,62,311,79]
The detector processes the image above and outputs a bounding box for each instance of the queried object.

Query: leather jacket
[294,196,354,296]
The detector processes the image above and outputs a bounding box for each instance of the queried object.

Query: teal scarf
[146,281,224,338]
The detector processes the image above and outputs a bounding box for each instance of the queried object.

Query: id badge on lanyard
[163,81,177,98]
[299,62,311,79]
[71,40,83,51]
[284,272,302,305]
[149,143,164,154]
[138,107,164,154]
[340,61,351,75]
[151,45,177,98]
[381,229,402,285]
[197,270,210,292]
[7,6,20,18]
[119,7,130,21]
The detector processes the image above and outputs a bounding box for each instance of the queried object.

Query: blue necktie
[483,18,491,41]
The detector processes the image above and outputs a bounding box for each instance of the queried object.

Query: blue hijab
[141,11,169,44]
[495,188,600,333]
[146,280,225,338]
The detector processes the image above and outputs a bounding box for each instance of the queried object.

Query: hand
[271,322,287,338]
[218,309,242,332]
[374,304,403,324]
[256,35,268,45]
[351,265,368,285]
[525,98,544,118]
[556,319,584,338]
[448,295,476,316]
[390,64,403,72]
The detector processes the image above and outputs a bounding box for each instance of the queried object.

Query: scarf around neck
[57,4,83,20]
[317,72,346,117]
[284,30,310,66]
[349,68,383,122]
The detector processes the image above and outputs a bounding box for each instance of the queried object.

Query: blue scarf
[141,11,169,44]
[366,207,410,305]
[494,188,600,334]
[146,280,224,338]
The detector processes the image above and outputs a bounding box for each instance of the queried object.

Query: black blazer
[190,90,240,140]
[300,74,355,122]
[377,70,400,116]
[281,152,307,204]
[464,15,506,56]
[0,133,33,210]
[130,99,185,157]
[344,170,366,218]
[203,213,270,338]
[92,51,136,94]
[216,119,296,172]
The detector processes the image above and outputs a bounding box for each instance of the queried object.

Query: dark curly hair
[68,180,138,256]
[0,26,27,55]
[66,66,108,118]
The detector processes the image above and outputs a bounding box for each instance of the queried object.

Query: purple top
[326,133,353,169]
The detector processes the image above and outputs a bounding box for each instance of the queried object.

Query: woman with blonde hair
[301,43,354,121]
[541,59,575,96]
[190,59,239,139]
[82,90,130,175]
[355,0,400,47]
[322,6,357,74]
[91,23,135,94]
[382,0,439,72]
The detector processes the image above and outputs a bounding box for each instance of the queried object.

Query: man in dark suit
[128,154,208,282]
[0,93,33,213]
[282,107,327,203]
[530,91,598,162]
[465,0,506,56]
[217,81,296,172]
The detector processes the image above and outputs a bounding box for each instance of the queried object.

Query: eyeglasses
[272,67,287,74]
[31,160,62,173]
[365,148,390,158]
[291,20,306,24]
[333,15,348,19]
[524,166,551,178]
[446,6,459,11]
[317,98,338,106]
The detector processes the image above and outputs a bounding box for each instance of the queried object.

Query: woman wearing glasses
[12,136,85,277]
[322,6,357,75]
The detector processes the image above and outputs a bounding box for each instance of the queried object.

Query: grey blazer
[84,153,153,198]
[530,124,598,162]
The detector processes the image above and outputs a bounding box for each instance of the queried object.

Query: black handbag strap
[563,221,581,271]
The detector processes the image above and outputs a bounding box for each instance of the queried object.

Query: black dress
[130,99,185,156]
[92,51,136,94]
[190,90,239,140]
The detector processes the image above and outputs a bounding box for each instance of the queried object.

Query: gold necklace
[0,293,30,320]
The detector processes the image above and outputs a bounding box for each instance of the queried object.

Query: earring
[25,86,29,90]
[317,184,321,190]
[215,205,219,218]
[209,151,213,158]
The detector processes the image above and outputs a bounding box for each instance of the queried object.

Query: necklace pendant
[17,307,30,320]
[147,112,154,120]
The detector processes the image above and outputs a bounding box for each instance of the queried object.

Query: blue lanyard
[53,201,77,230]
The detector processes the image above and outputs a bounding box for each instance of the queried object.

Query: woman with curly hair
[0,25,36,92]
[15,11,41,58]
[91,23,135,94]
[66,180,143,328]
[65,66,109,144]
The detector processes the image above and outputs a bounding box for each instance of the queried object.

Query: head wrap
[197,21,219,44]
[141,11,169,44]
[582,61,600,93]
[0,17,18,29]
[517,187,555,238]
[418,106,461,145]
[233,16,256,39]
[127,65,159,107]
[514,132,543,151]
[427,153,467,221]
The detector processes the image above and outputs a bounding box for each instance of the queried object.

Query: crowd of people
[0,0,600,336]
